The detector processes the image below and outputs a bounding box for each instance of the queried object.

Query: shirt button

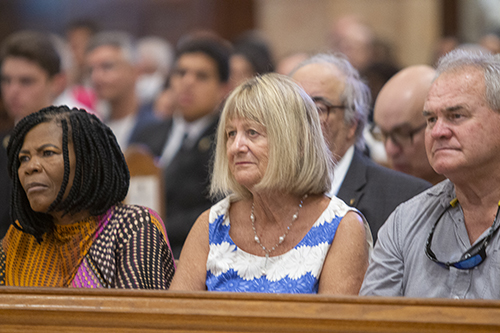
[453,295,460,299]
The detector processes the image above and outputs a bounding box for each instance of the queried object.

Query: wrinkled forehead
[293,62,346,102]
[425,68,486,109]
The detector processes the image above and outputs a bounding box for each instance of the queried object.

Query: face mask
[136,72,165,105]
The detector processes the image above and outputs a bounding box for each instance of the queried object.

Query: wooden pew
[1,287,500,332]
[124,144,165,220]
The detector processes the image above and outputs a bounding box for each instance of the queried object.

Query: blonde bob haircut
[210,73,334,200]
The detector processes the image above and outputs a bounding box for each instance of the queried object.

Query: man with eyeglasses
[373,65,446,185]
[360,50,500,299]
[291,54,430,243]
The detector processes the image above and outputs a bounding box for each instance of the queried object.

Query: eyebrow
[19,143,60,154]
[444,105,465,112]
[311,96,331,104]
[387,122,417,132]
[423,105,465,116]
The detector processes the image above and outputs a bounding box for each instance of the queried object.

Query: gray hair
[137,36,174,75]
[86,31,137,64]
[435,49,500,111]
[290,53,371,151]
[49,34,72,73]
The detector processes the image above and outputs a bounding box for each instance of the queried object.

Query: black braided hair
[7,105,130,242]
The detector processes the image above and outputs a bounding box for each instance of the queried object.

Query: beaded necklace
[251,194,308,275]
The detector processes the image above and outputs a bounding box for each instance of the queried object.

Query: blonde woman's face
[225,117,268,190]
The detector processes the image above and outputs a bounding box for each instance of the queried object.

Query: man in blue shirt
[361,49,500,299]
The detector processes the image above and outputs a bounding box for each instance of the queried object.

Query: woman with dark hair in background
[0,105,175,288]
[229,31,275,89]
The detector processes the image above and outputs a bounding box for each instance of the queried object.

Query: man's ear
[347,118,359,141]
[218,82,231,101]
[50,72,68,100]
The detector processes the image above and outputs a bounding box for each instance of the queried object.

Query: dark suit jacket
[130,115,219,259]
[337,149,431,243]
[129,118,171,157]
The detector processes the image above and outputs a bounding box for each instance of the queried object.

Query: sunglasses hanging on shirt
[425,198,500,270]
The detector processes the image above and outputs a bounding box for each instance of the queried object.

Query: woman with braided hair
[0,105,175,288]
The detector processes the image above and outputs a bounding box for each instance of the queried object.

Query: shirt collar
[426,178,455,208]
[174,113,214,145]
[329,145,355,196]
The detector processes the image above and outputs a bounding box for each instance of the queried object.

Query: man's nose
[385,136,402,157]
[430,118,451,139]
[180,72,196,86]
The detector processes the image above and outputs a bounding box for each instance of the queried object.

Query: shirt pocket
[480,248,500,299]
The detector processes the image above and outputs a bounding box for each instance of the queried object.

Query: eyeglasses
[425,199,500,270]
[312,97,345,121]
[370,123,426,148]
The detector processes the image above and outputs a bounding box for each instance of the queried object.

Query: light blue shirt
[360,179,500,299]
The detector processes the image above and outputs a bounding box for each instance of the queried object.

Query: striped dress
[0,204,175,289]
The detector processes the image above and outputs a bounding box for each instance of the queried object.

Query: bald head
[373,65,444,184]
[375,65,435,127]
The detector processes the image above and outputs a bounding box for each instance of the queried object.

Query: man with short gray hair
[86,31,156,150]
[291,54,430,242]
[361,50,500,298]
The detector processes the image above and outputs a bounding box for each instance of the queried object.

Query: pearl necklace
[251,194,308,275]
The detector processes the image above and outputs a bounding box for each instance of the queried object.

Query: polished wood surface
[124,144,165,219]
[1,287,500,332]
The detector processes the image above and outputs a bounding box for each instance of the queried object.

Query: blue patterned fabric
[206,195,356,293]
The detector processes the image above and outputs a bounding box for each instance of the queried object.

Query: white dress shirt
[158,114,214,168]
[106,114,135,151]
[328,145,355,196]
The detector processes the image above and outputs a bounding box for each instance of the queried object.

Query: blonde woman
[170,73,370,294]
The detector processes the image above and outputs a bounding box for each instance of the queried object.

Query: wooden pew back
[1,287,500,332]
[124,144,165,219]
